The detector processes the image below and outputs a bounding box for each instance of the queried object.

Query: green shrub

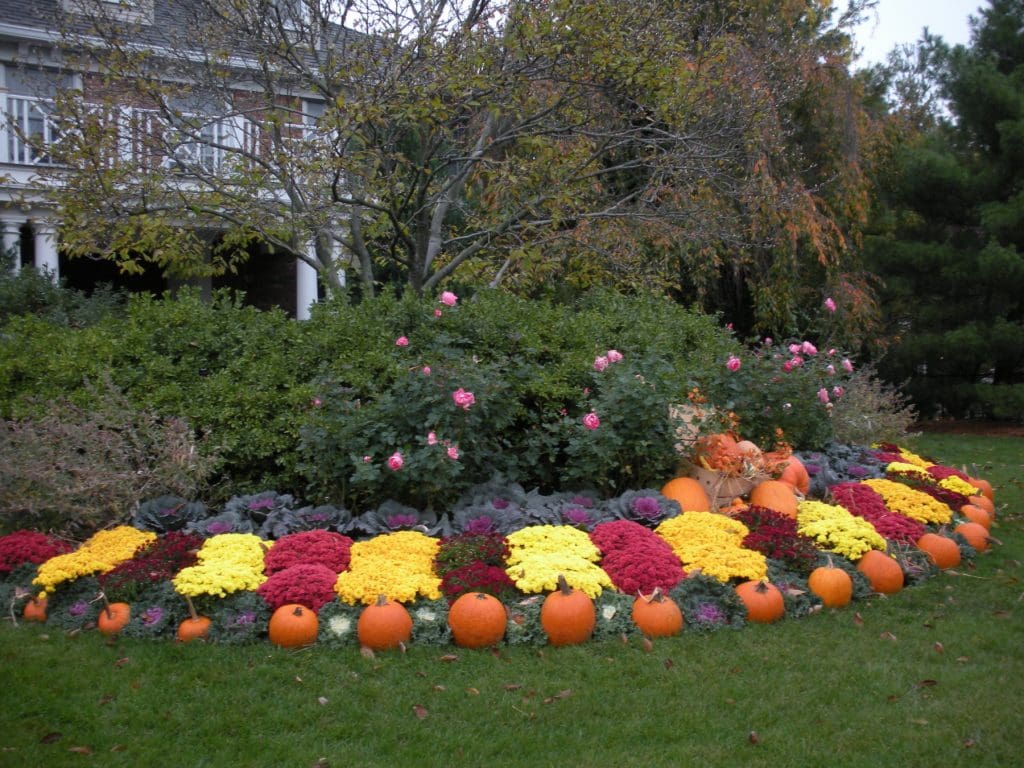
[975,383,1024,423]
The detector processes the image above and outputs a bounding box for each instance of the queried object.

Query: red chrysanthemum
[264,530,353,575]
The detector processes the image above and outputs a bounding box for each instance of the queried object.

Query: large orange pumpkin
[749,480,799,519]
[857,550,903,594]
[357,595,412,650]
[917,533,961,569]
[967,477,994,503]
[660,477,711,512]
[23,595,47,623]
[447,592,507,649]
[631,588,683,637]
[778,456,810,496]
[540,575,595,646]
[734,580,784,623]
[97,602,131,636]
[269,603,319,648]
[954,522,991,552]
[807,558,853,608]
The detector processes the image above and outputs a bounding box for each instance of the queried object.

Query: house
[0,0,348,318]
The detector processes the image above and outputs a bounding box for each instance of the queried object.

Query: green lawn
[1,434,1021,767]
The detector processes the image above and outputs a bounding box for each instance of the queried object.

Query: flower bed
[0,444,997,649]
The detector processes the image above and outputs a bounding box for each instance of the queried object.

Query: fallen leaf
[97,695,115,707]
[311,759,329,768]
[783,586,805,597]
[879,631,897,641]
[748,731,760,745]
[412,705,428,720]
[725,698,736,705]
[963,738,977,748]
[113,657,130,667]
[909,718,929,726]
[317,697,329,706]
[432,685,446,692]
[933,642,945,654]
[664,658,675,670]
[68,746,93,755]
[439,654,458,663]
[295,675,303,683]
[956,656,970,663]
[553,689,572,699]
[641,637,653,653]
[915,679,938,688]
[465,687,480,696]
[504,683,523,691]
[399,641,407,654]
[853,612,864,626]
[110,745,126,753]
[40,732,62,745]
[886,694,900,702]
[359,646,375,660]
[415,671,426,677]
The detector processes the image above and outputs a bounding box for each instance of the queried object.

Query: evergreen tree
[866,0,1024,419]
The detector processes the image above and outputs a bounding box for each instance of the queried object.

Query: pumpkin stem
[556,574,573,595]
[374,594,389,607]
[638,587,665,604]
[185,596,199,622]
[754,580,771,594]
[292,605,305,617]
[95,590,114,619]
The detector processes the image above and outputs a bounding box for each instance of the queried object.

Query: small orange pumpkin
[778,456,810,496]
[960,504,992,530]
[807,557,853,608]
[447,592,507,649]
[917,533,961,569]
[631,588,683,637]
[734,579,784,623]
[269,603,319,648]
[749,480,799,519]
[954,522,991,552]
[177,597,212,643]
[357,595,412,651]
[857,550,903,594]
[966,477,994,503]
[23,595,48,623]
[540,575,595,646]
[97,601,131,636]
[693,433,741,470]
[660,477,711,512]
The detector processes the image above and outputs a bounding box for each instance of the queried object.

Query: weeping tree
[30,0,874,323]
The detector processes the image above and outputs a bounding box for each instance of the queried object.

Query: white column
[32,220,59,282]
[1,214,22,274]
[296,244,318,320]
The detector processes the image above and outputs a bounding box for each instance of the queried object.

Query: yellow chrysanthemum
[655,512,766,582]
[797,500,886,560]
[33,526,156,594]
[172,533,268,598]
[334,531,441,605]
[504,525,611,597]
[862,479,953,524]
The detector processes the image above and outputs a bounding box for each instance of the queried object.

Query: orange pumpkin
[177,598,211,643]
[954,522,991,552]
[807,558,853,608]
[778,456,810,496]
[631,588,683,638]
[447,592,507,649]
[967,477,994,503]
[749,480,799,519]
[966,495,995,521]
[23,595,47,623]
[97,602,131,636]
[357,595,412,651]
[857,550,903,594]
[660,477,711,512]
[960,504,992,530]
[734,580,784,623]
[540,575,595,646]
[917,533,961,569]
[268,603,319,648]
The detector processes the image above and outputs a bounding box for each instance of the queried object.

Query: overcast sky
[851,0,985,66]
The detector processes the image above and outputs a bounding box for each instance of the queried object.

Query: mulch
[913,420,1024,438]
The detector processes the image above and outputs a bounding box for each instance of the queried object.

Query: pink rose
[446,444,459,460]
[726,355,742,372]
[824,297,837,313]
[825,364,836,376]
[817,388,830,404]
[434,309,443,318]
[593,355,609,372]
[311,397,322,407]
[387,452,403,470]
[788,343,802,355]
[395,336,409,347]
[606,349,623,363]
[427,431,438,446]
[827,348,838,356]
[832,385,845,398]
[422,365,431,376]
[362,455,372,463]
[790,355,804,367]
[801,341,818,356]
[764,337,773,346]
[452,388,475,410]
[582,411,600,430]
[440,291,458,307]
[782,361,794,373]
[842,358,854,373]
